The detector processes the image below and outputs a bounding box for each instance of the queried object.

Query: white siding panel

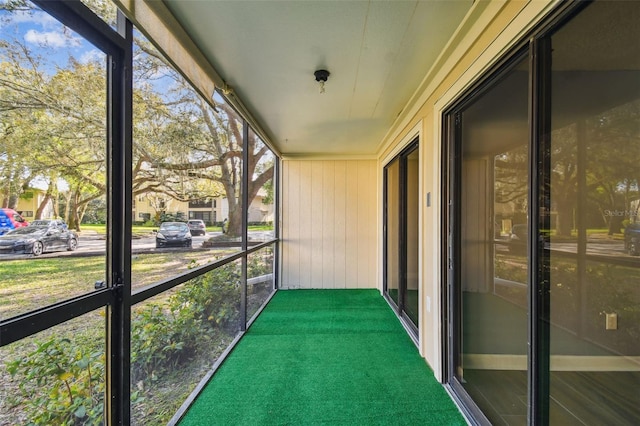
[282,159,377,289]
[281,159,290,287]
[368,163,378,288]
[287,160,301,288]
[333,162,347,288]
[345,165,359,287]
[298,164,312,288]
[322,161,335,289]
[358,161,374,288]
[310,161,325,287]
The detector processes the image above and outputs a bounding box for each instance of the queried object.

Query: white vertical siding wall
[281,159,377,289]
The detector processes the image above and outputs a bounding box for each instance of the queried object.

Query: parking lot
[0,230,217,261]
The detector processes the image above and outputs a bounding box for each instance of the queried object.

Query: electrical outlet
[606,313,618,330]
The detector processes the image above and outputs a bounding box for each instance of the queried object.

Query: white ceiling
[163,0,473,156]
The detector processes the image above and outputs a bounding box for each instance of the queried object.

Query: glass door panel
[404,149,419,326]
[548,1,640,423]
[385,160,400,306]
[457,55,530,423]
[384,142,419,332]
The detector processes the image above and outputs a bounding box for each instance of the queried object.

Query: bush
[131,262,241,384]
[7,261,255,424]
[7,338,105,426]
[158,212,186,224]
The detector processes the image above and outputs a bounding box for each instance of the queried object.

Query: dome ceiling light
[314,69,330,94]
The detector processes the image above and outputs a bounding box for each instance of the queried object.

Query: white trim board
[464,354,640,372]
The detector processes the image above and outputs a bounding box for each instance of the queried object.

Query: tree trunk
[555,199,574,237]
[35,185,54,219]
[609,215,623,235]
[35,194,51,220]
[226,202,242,237]
[7,194,18,210]
[67,191,80,230]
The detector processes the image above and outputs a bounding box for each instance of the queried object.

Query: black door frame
[383,138,420,339]
[441,1,589,424]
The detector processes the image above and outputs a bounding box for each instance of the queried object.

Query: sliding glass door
[546,2,640,423]
[384,141,419,335]
[448,52,530,423]
[446,1,640,424]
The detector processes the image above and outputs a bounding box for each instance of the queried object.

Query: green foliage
[174,262,241,331]
[131,303,203,384]
[131,262,240,385]
[5,258,273,424]
[7,338,105,426]
[158,211,186,225]
[248,251,273,278]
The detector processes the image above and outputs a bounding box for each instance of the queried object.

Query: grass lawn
[0,249,245,426]
[0,250,233,321]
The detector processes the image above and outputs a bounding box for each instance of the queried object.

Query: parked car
[508,224,528,254]
[624,223,640,256]
[0,222,78,256]
[0,208,29,235]
[508,224,551,254]
[187,219,206,236]
[30,219,68,230]
[155,222,192,248]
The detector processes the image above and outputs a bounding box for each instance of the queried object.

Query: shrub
[172,262,241,332]
[130,262,241,386]
[7,338,105,426]
[7,260,258,424]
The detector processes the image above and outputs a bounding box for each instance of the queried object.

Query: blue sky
[0,0,104,71]
[0,1,106,191]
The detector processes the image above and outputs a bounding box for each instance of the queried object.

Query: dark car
[30,219,68,230]
[508,224,528,254]
[0,223,78,256]
[187,219,206,236]
[156,222,192,248]
[624,223,640,256]
[508,224,551,254]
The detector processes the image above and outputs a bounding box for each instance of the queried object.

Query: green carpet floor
[179,289,465,425]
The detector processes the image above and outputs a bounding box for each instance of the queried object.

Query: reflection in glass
[548,1,640,423]
[385,160,400,305]
[0,311,105,425]
[459,55,529,423]
[247,246,275,321]
[80,0,119,28]
[0,3,107,319]
[247,129,276,243]
[130,259,242,425]
[385,146,419,329]
[404,149,419,326]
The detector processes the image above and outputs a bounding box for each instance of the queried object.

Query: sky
[0,1,106,191]
[0,1,242,192]
[0,0,104,71]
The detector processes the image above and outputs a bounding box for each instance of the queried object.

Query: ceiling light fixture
[314,69,330,94]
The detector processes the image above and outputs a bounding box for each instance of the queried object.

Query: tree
[131,37,274,237]
[0,14,108,229]
[0,2,275,235]
[586,101,640,234]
